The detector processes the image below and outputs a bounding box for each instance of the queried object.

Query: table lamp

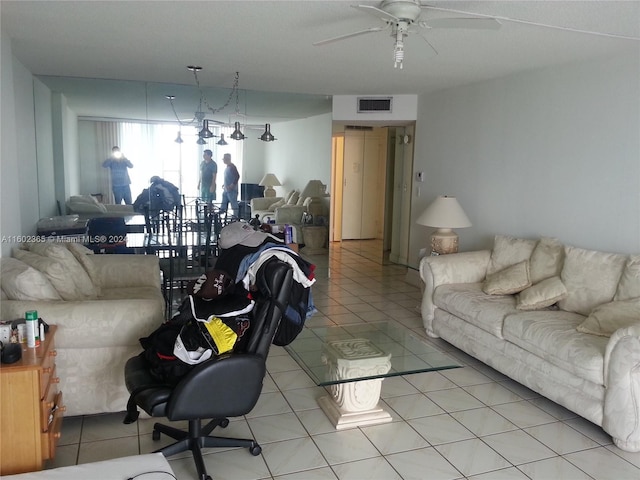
[259,173,282,197]
[416,195,471,255]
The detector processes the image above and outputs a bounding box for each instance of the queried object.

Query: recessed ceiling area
[3,1,639,122]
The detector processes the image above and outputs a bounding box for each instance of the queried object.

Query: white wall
[410,51,640,266]
[262,113,333,195]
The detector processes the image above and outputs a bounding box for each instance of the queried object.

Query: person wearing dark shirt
[220,153,240,218]
[198,149,217,204]
[102,146,133,204]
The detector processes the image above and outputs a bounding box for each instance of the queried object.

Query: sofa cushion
[67,195,108,213]
[268,199,286,211]
[482,261,531,295]
[576,299,640,337]
[65,242,102,295]
[486,235,537,276]
[24,242,98,298]
[516,276,568,311]
[614,255,640,301]
[287,191,300,205]
[434,283,518,339]
[503,310,608,385]
[0,257,62,301]
[529,237,564,284]
[558,246,627,316]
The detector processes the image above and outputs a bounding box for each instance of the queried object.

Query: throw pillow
[516,276,568,310]
[287,191,300,205]
[558,245,627,316]
[65,243,102,296]
[296,194,305,206]
[284,190,295,203]
[529,237,564,284]
[267,199,286,212]
[23,242,98,299]
[0,257,62,301]
[482,260,531,295]
[12,248,82,300]
[486,235,537,276]
[576,298,640,337]
[614,255,640,301]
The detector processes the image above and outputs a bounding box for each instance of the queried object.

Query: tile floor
[47,243,640,479]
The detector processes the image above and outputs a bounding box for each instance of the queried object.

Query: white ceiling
[3,1,639,123]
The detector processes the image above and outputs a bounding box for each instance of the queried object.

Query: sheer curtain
[117,123,243,205]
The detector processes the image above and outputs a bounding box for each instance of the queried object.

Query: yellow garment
[203,316,237,354]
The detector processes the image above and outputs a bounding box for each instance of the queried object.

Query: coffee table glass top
[284,322,460,386]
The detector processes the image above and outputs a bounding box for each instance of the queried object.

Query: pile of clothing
[139,221,316,385]
[133,176,181,214]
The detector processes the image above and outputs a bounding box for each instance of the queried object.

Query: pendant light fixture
[174,131,184,144]
[259,124,276,142]
[230,121,246,140]
[217,133,228,146]
[198,119,214,139]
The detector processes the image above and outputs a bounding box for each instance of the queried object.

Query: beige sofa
[420,235,640,452]
[1,244,164,416]
[66,195,135,218]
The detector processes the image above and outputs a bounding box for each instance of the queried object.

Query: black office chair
[123,258,294,480]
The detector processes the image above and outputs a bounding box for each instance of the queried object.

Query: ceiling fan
[314,0,640,69]
[313,0,501,69]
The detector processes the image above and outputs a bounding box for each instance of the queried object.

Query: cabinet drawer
[40,369,60,430]
[39,347,57,396]
[41,392,63,461]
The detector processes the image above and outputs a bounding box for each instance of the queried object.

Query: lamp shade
[259,173,282,187]
[416,196,471,229]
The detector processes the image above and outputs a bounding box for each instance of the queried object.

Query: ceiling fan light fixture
[230,121,246,140]
[259,124,276,142]
[217,133,228,146]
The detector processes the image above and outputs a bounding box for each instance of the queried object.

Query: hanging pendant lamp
[230,121,246,140]
[259,124,276,142]
[175,131,184,144]
[198,120,214,139]
[217,133,228,146]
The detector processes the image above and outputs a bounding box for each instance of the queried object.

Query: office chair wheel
[250,444,262,456]
[152,430,161,441]
[219,418,229,428]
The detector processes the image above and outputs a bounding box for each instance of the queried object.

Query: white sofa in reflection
[1,243,164,416]
[66,195,135,218]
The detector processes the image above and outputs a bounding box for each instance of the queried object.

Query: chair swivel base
[153,418,262,480]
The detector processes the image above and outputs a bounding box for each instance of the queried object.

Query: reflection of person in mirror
[102,146,133,204]
[220,153,240,218]
[198,149,217,204]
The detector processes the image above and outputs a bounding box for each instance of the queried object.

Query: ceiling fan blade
[353,4,399,23]
[422,17,502,30]
[423,5,640,41]
[313,26,387,46]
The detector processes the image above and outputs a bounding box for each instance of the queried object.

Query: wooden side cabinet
[0,325,64,475]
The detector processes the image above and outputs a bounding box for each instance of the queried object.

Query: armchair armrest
[275,205,306,225]
[419,250,491,335]
[603,323,640,452]
[250,197,283,212]
[91,254,161,289]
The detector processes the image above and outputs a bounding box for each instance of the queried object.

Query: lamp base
[263,186,276,197]
[430,229,459,255]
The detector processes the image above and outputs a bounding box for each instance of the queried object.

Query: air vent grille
[357,97,392,113]
[345,125,374,131]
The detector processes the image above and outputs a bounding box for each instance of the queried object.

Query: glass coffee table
[284,322,461,429]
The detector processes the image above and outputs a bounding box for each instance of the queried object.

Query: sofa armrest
[603,323,640,452]
[419,250,491,335]
[250,197,283,212]
[275,205,306,225]
[91,254,161,289]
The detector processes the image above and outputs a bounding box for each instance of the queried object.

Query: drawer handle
[43,367,52,374]
[54,432,61,439]
[49,350,57,357]
[52,377,60,384]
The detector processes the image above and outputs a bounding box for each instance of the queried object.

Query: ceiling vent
[357,97,392,113]
[346,125,374,131]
